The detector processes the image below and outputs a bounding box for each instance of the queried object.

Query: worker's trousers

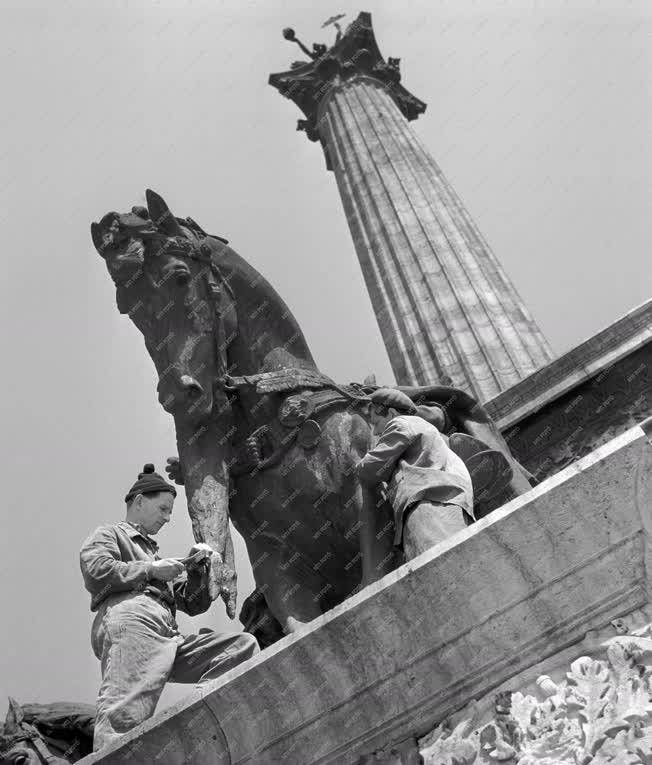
[401,501,468,559]
[91,592,259,751]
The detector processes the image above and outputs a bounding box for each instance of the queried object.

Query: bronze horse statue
[91,190,532,635]
[0,698,94,765]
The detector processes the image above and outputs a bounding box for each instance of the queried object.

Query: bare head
[91,190,234,424]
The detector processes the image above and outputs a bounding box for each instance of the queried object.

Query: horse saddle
[231,386,514,512]
[230,388,360,475]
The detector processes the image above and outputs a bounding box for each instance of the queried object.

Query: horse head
[92,189,244,615]
[91,189,236,427]
[1,699,65,765]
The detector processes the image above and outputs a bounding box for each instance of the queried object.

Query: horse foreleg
[268,579,323,634]
[256,549,323,634]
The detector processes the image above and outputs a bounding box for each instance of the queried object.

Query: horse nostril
[163,262,190,286]
[179,375,204,396]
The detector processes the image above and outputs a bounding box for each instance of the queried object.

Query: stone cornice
[486,298,652,429]
[268,12,426,143]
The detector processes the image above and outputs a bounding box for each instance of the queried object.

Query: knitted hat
[125,463,177,503]
[369,388,417,415]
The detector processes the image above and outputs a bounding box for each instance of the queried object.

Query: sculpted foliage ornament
[418,632,652,765]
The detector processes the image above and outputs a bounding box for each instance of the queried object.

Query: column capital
[269,12,426,142]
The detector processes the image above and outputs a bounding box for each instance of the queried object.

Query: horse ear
[363,373,377,386]
[4,697,24,733]
[145,189,184,237]
[90,222,103,254]
[91,213,120,258]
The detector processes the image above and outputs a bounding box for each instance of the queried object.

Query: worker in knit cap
[80,464,258,752]
[356,388,473,578]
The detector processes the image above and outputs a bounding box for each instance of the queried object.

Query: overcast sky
[1,0,650,715]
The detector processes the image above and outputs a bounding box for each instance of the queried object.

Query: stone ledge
[81,420,652,765]
[486,297,652,430]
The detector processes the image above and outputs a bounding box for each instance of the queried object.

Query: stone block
[82,420,652,764]
[489,300,651,484]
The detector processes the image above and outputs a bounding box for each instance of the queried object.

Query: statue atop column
[270,12,553,399]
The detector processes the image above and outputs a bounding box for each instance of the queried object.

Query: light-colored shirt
[356,415,474,517]
[79,521,211,616]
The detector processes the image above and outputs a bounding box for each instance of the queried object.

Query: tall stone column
[270,13,553,401]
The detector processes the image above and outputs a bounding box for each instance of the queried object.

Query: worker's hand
[150,558,185,582]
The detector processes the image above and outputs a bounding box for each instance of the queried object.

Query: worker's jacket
[357,415,474,518]
[79,521,211,616]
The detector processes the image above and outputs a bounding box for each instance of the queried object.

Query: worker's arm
[79,526,153,598]
[356,418,414,486]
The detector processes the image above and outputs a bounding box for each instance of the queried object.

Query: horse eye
[14,755,28,765]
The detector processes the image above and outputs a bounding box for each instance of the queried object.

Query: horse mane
[181,220,317,373]
[178,215,311,353]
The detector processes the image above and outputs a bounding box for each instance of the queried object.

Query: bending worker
[356,388,473,576]
[79,464,258,751]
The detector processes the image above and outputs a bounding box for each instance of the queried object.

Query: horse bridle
[146,232,236,397]
[1,725,58,764]
[182,236,234,388]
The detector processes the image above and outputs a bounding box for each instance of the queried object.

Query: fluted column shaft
[317,76,552,399]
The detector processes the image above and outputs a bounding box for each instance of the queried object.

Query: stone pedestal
[490,297,652,481]
[80,418,652,764]
[269,13,553,399]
